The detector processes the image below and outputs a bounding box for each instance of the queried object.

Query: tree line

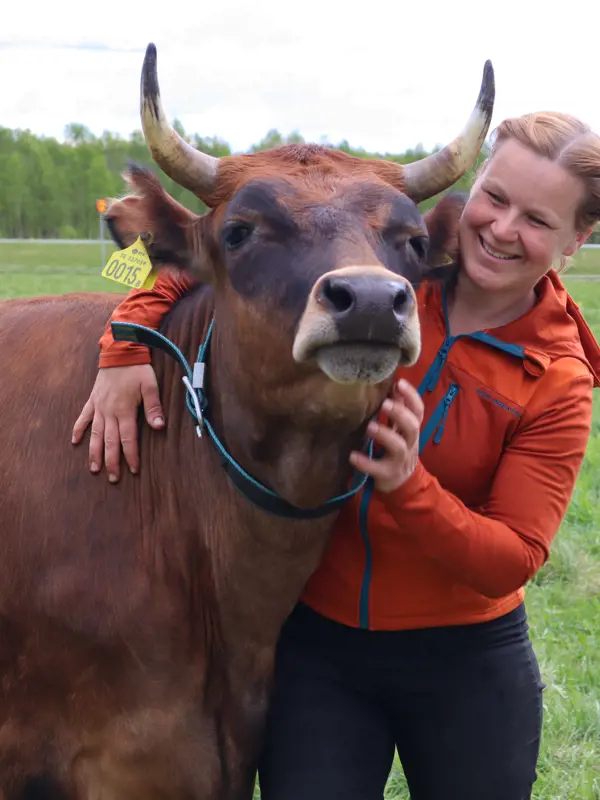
[1,122,599,243]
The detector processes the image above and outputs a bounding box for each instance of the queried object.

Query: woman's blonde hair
[488,112,600,235]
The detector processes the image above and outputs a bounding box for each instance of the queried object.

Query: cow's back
[0,291,155,623]
[0,291,120,428]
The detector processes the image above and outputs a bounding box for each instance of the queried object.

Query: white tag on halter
[182,376,204,437]
[193,362,205,390]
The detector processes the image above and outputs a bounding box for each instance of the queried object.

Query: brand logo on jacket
[476,389,522,418]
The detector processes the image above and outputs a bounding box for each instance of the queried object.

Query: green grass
[1,240,600,281]
[567,246,600,276]
[1,243,599,799]
[0,242,123,297]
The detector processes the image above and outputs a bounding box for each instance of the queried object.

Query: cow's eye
[409,236,429,261]
[224,222,253,251]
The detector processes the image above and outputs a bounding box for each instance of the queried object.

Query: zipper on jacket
[358,383,460,630]
[355,284,528,629]
[418,382,461,452]
[358,477,375,629]
[433,383,460,444]
[418,335,457,395]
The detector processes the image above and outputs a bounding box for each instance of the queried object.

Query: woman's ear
[563,226,595,258]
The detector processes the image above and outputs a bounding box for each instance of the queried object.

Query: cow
[0,44,494,799]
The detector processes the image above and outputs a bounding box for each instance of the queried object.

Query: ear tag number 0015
[101,235,157,290]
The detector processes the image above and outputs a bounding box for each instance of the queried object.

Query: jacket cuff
[98,349,152,369]
[378,460,434,517]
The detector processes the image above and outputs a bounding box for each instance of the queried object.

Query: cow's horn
[140,43,219,200]
[402,60,495,204]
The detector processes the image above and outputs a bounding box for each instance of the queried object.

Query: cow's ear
[104,163,214,283]
[421,191,467,280]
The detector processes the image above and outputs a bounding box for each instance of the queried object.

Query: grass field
[1,242,599,799]
[0,240,600,295]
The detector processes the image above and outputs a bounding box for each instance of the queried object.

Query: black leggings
[258,603,545,800]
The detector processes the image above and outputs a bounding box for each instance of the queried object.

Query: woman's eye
[528,215,548,228]
[224,223,253,250]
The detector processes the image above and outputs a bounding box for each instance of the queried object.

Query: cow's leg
[0,769,76,800]
[0,726,78,800]
[72,755,222,800]
[70,714,225,800]
[70,706,260,800]
[11,776,72,800]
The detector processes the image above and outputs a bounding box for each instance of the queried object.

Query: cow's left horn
[140,43,219,201]
[402,60,495,204]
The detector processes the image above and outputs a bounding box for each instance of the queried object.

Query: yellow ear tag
[101,235,157,290]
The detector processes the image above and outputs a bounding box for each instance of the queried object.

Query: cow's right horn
[140,43,219,202]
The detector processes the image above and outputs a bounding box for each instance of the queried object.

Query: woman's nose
[490,212,519,242]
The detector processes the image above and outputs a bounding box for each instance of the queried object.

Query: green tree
[0,122,487,238]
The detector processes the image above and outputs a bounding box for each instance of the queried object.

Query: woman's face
[459,138,587,295]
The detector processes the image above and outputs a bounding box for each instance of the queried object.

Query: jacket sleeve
[380,367,594,598]
[98,268,198,368]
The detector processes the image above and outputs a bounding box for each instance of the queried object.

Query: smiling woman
[72,107,600,800]
[451,112,600,335]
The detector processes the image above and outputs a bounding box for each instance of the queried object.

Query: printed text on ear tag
[101,236,157,290]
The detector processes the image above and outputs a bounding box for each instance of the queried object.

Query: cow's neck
[152,288,366,648]
[205,349,367,512]
[160,288,369,513]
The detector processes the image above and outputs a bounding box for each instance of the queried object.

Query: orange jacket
[98,269,600,631]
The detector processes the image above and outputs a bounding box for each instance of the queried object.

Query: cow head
[106,45,493,433]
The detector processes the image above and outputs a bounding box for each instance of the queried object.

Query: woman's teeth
[480,237,518,260]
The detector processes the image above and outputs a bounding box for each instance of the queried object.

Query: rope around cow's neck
[110,319,374,519]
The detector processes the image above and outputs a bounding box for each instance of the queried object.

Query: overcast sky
[2,0,599,155]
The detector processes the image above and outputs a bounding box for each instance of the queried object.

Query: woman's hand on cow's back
[71,365,165,483]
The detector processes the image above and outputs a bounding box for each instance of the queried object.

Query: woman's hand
[71,365,165,483]
[350,378,424,493]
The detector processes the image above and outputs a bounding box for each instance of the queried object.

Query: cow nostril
[393,287,410,314]
[320,278,355,314]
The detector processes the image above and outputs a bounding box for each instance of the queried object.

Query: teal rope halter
[111,319,374,519]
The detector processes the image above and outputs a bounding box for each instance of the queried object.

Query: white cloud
[2,0,599,154]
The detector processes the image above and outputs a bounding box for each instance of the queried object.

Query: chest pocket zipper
[419,382,461,452]
[433,383,460,444]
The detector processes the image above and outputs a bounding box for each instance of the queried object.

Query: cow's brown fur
[207,144,409,208]
[0,147,466,798]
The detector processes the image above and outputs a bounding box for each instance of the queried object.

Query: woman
[73,111,600,799]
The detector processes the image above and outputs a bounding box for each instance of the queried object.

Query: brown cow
[0,45,494,799]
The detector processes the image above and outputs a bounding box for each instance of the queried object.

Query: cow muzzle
[293,266,420,384]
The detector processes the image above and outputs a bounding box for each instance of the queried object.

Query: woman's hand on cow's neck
[348,379,423,494]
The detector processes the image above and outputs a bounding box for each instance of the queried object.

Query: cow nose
[319,275,412,320]
[316,273,413,345]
